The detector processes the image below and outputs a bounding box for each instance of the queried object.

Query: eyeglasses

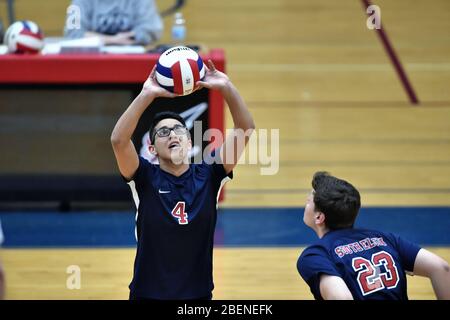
[153,124,188,142]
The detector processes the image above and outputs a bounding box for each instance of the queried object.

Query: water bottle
[171,12,186,46]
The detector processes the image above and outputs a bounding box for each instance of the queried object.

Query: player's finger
[202,64,211,73]
[207,60,216,72]
[196,81,211,89]
[162,90,178,98]
[149,65,157,78]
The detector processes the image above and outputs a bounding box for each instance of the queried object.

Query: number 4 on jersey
[171,201,188,225]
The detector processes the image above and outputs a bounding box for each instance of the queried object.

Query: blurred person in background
[64,0,163,45]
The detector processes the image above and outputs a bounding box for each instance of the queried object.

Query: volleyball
[155,46,205,96]
[4,20,44,54]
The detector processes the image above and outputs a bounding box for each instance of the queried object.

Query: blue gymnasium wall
[0,207,449,247]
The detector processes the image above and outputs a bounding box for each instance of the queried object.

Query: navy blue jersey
[297,228,421,300]
[126,155,232,299]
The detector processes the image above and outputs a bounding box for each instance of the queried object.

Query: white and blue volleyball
[155,46,205,96]
[4,20,44,54]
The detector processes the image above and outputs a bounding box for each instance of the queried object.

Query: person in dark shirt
[111,60,255,299]
[297,171,450,300]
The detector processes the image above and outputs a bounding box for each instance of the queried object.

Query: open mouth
[168,141,181,149]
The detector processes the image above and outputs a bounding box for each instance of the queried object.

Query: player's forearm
[413,249,450,299]
[111,93,154,145]
[319,275,354,300]
[430,268,450,299]
[221,82,255,131]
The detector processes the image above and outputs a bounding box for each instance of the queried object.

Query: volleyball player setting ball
[111,46,255,300]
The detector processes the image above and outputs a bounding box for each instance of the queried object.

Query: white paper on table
[0,45,8,55]
[41,43,61,55]
[100,45,146,54]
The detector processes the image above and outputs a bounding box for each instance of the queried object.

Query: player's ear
[149,144,158,156]
[315,211,326,225]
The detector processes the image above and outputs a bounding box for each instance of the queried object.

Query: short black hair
[148,111,186,144]
[311,171,361,230]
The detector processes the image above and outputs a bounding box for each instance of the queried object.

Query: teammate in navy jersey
[111,60,255,300]
[297,172,450,300]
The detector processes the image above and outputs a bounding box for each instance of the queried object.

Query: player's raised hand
[196,60,230,91]
[141,66,178,99]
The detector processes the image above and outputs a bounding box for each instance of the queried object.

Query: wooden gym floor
[1,0,449,299]
[2,247,449,300]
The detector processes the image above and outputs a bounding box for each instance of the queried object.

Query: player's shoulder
[314,228,397,250]
[334,228,401,251]
[191,161,214,175]
[297,242,335,276]
[300,241,331,260]
[352,228,397,243]
[193,159,228,177]
[138,155,160,174]
[138,155,156,167]
[329,227,393,239]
